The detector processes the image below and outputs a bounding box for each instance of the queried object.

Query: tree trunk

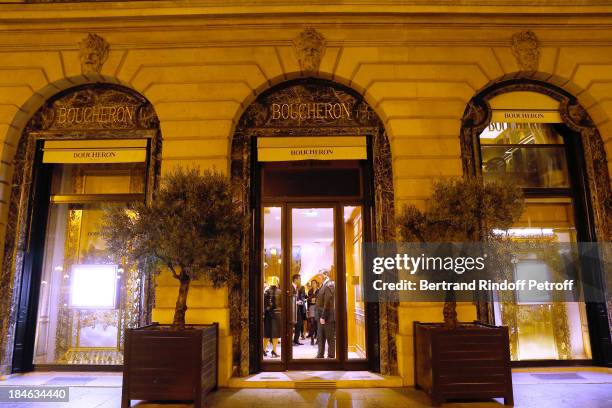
[443,243,459,329]
[443,301,458,329]
[173,274,190,330]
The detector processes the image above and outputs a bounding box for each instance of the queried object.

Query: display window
[478,90,592,362]
[33,153,148,365]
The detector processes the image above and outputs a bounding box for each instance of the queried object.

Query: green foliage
[397,178,524,243]
[397,177,524,328]
[101,167,243,288]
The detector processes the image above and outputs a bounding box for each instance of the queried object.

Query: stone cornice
[4,16,612,51]
[1,0,612,24]
[2,1,612,50]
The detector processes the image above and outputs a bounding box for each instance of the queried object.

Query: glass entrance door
[260,203,368,370]
[289,207,337,362]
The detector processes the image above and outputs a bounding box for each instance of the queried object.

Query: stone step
[228,371,403,389]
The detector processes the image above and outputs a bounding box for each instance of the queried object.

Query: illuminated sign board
[257,136,367,162]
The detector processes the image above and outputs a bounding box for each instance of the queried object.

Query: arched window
[462,81,612,365]
[5,84,161,372]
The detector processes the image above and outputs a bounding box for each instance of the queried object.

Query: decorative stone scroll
[511,30,540,71]
[30,85,159,131]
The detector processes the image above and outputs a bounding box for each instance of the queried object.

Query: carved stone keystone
[79,33,110,75]
[293,27,326,72]
[511,30,539,71]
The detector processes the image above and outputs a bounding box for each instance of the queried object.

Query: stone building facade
[0,0,611,387]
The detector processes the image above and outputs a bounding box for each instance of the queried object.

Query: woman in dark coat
[263,277,282,357]
[307,279,320,345]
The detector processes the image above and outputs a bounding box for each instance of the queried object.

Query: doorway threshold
[228,371,403,388]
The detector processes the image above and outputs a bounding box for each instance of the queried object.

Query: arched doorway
[460,79,612,366]
[2,83,161,373]
[230,78,397,375]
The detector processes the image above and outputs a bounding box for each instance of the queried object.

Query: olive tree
[396,177,524,328]
[102,167,242,330]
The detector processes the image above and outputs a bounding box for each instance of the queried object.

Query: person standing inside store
[307,279,319,345]
[303,282,311,339]
[316,269,335,358]
[263,276,281,358]
[299,282,307,340]
[292,274,306,345]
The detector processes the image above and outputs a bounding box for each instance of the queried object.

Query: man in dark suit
[292,274,306,345]
[307,279,319,345]
[315,269,335,358]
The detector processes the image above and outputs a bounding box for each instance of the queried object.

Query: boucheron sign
[270,102,352,121]
[34,86,157,131]
[55,105,136,126]
[491,109,562,123]
[42,139,148,164]
[257,136,366,161]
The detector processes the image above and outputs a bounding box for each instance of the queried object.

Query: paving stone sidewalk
[0,370,611,407]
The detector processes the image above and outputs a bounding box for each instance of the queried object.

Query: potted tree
[101,167,242,408]
[397,177,523,406]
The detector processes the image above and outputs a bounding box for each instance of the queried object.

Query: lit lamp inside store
[69,264,118,309]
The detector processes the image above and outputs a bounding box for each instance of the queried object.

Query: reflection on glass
[291,208,336,360]
[50,163,146,195]
[493,202,592,361]
[33,163,145,365]
[479,122,563,145]
[481,146,569,188]
[479,122,569,188]
[262,207,282,361]
[344,206,367,360]
[35,203,127,364]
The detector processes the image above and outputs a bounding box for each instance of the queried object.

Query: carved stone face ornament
[79,33,110,75]
[511,30,539,71]
[566,102,592,129]
[293,27,326,72]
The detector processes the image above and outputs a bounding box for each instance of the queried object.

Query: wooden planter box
[121,323,219,408]
[414,321,513,406]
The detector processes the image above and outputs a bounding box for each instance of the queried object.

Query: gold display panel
[344,206,366,360]
[493,201,592,361]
